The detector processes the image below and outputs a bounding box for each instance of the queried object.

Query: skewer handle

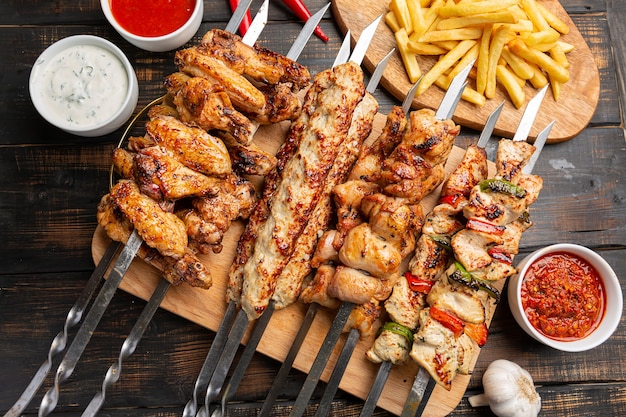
[3,241,121,417]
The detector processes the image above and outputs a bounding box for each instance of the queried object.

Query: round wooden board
[92,113,504,416]
[331,0,600,143]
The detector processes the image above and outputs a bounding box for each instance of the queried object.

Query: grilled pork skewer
[285,63,472,417]
[194,21,382,417]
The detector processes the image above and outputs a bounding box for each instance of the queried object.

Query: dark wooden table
[1,0,625,416]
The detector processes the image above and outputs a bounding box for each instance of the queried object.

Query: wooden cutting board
[92,113,504,416]
[331,0,599,143]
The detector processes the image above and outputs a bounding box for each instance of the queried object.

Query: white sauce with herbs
[35,44,128,128]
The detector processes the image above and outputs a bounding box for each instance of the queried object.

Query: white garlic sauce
[35,44,128,127]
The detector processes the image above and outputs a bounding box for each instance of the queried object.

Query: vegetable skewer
[360,101,505,417]
[400,87,552,417]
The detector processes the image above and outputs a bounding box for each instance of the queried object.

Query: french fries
[386,0,573,108]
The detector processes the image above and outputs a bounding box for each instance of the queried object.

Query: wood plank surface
[331,0,600,143]
[2,1,626,416]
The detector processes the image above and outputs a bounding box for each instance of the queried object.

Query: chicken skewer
[24,2,260,412]
[358,103,504,417]
[79,3,307,415]
[217,47,394,417]
[291,62,471,416]
[174,4,331,417]
[400,87,552,417]
[194,20,382,417]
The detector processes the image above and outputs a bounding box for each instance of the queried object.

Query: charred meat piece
[199,28,311,89]
[97,196,211,288]
[165,73,257,146]
[238,61,366,320]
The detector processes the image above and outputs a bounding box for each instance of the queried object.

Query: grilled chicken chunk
[349,106,407,183]
[238,62,366,319]
[427,267,489,324]
[410,308,474,391]
[380,109,458,203]
[108,180,187,259]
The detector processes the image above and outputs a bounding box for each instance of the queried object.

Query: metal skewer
[38,229,143,417]
[3,241,121,417]
[196,18,382,417]
[399,86,553,417]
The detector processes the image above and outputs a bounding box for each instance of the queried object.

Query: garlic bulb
[468,359,541,417]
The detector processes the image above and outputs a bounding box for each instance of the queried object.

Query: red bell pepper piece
[429,306,465,338]
[464,322,488,347]
[437,193,462,208]
[465,217,506,236]
[280,0,329,41]
[229,0,253,36]
[405,271,435,294]
[488,247,513,264]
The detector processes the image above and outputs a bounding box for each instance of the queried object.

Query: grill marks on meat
[199,29,310,90]
[108,180,188,259]
[144,115,232,176]
[164,72,258,146]
[302,106,460,341]
[402,139,543,391]
[175,29,310,125]
[237,62,367,320]
[271,92,379,310]
[97,195,212,288]
[367,145,487,366]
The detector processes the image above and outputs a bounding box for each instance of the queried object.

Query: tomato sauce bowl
[101,0,203,52]
[508,243,622,352]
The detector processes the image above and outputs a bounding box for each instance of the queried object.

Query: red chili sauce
[521,251,606,341]
[111,0,196,37]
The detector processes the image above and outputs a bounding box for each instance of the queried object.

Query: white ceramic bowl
[100,0,203,52]
[29,35,139,137]
[508,243,622,352]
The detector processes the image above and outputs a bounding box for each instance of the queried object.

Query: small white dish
[29,35,139,137]
[508,243,622,352]
[100,0,203,52]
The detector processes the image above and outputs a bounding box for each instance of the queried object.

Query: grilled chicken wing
[165,73,257,146]
[144,115,232,176]
[175,47,266,114]
[108,180,187,259]
[134,146,235,201]
[199,28,310,89]
[97,194,211,288]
